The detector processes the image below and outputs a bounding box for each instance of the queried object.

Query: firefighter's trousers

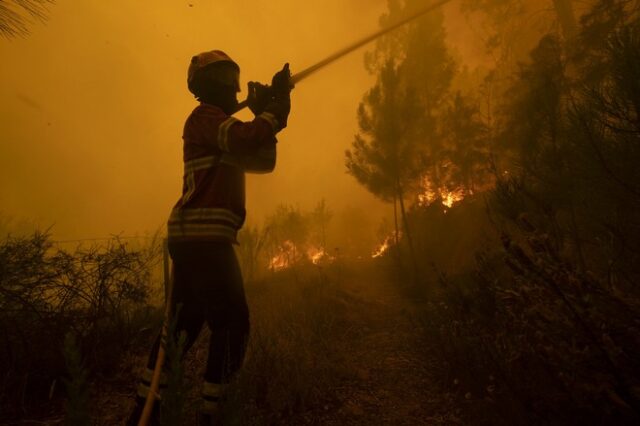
[145,240,250,385]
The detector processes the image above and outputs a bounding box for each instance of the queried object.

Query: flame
[441,189,465,208]
[269,254,289,271]
[269,242,334,271]
[307,246,331,265]
[372,240,390,258]
[417,189,437,207]
[418,177,466,209]
[269,240,298,271]
[372,232,401,258]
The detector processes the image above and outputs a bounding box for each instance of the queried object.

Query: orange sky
[0,0,393,239]
[1,0,494,241]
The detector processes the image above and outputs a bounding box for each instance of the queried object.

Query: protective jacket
[167,103,279,243]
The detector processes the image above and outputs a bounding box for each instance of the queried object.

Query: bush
[0,231,162,418]
[405,191,640,424]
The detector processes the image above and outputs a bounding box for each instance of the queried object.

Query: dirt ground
[314,269,461,426]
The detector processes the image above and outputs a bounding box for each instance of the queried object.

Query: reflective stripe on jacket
[168,103,277,243]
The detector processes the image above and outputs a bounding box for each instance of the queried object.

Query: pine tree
[346,0,456,271]
[0,0,53,38]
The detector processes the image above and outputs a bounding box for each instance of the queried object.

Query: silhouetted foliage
[0,231,161,418]
[407,1,640,423]
[0,0,54,38]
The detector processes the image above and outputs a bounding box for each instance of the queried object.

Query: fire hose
[138,239,173,426]
[138,1,452,424]
[235,0,453,112]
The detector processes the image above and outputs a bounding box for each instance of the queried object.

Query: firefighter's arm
[215,115,277,156]
[216,62,292,155]
[215,116,278,174]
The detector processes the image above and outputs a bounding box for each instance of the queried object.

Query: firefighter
[127,50,292,426]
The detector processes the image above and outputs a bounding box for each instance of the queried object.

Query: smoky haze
[0,0,393,240]
[4,1,640,424]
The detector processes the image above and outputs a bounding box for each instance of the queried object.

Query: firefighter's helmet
[187,50,240,93]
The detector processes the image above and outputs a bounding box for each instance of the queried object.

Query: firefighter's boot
[197,381,226,425]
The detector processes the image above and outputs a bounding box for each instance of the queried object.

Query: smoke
[2,0,556,242]
[0,0,387,239]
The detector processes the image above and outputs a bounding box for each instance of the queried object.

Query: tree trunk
[393,193,401,262]
[397,181,419,284]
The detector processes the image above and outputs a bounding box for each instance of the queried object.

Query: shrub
[0,231,162,417]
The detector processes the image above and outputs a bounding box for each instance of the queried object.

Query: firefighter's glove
[271,63,293,96]
[265,63,292,131]
[264,96,290,131]
[247,81,271,116]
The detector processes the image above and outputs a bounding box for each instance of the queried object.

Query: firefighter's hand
[265,64,292,131]
[264,94,291,131]
[271,63,293,96]
[247,81,271,116]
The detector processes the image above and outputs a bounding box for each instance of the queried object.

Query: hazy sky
[0,0,494,241]
[0,0,397,240]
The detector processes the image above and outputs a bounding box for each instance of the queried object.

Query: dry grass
[183,265,359,426]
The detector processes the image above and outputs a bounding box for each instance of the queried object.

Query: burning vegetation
[416,177,466,209]
[371,231,401,259]
[267,241,334,271]
[343,0,640,423]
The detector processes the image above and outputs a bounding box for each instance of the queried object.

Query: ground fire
[269,241,334,271]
